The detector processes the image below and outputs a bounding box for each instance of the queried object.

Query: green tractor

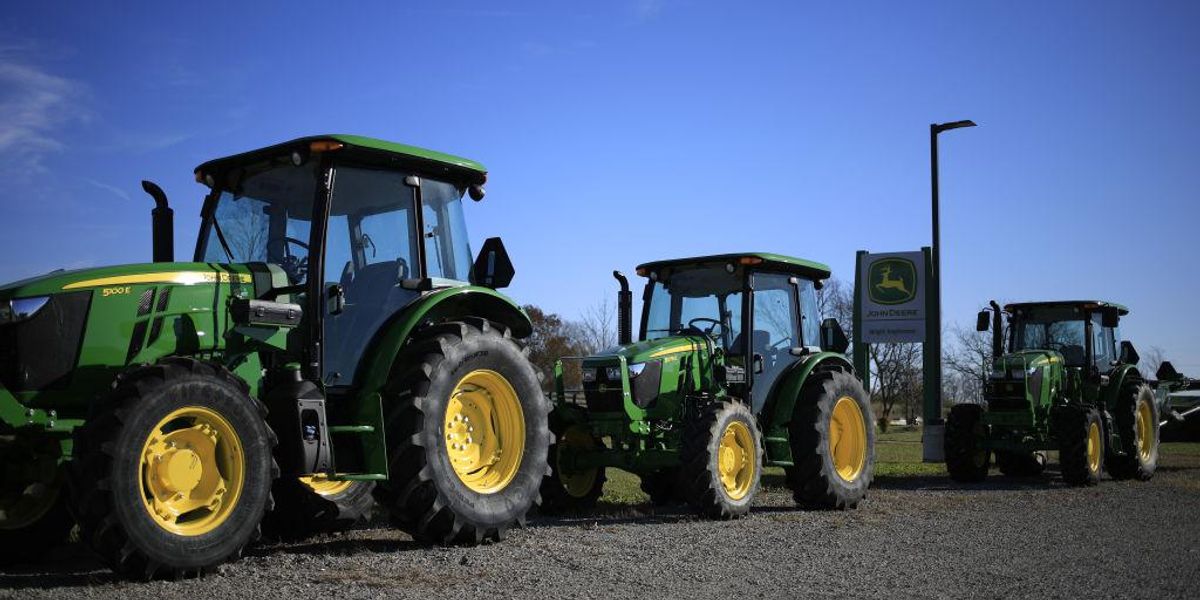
[0,135,550,577]
[946,300,1159,485]
[541,254,875,517]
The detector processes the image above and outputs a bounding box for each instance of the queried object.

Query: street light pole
[923,119,975,462]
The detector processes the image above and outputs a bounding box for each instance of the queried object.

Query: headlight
[605,366,622,380]
[581,368,597,383]
[0,296,49,325]
[628,362,647,379]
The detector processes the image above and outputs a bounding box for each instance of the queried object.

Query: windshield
[197,161,475,286]
[1009,305,1087,365]
[198,162,317,285]
[419,178,473,282]
[643,266,743,351]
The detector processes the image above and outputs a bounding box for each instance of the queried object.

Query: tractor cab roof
[194,134,488,186]
[1004,300,1129,316]
[636,252,832,280]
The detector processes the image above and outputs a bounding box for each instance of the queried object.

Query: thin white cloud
[81,177,132,202]
[0,53,87,175]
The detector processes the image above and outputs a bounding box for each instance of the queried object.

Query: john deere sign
[859,251,926,343]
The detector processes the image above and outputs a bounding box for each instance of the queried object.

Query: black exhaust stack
[143,180,173,263]
[613,270,632,345]
[989,300,1003,358]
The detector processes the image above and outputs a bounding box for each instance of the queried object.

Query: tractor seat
[728,329,770,356]
[343,260,408,306]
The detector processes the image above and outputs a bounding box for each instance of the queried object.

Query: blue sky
[2,1,1198,371]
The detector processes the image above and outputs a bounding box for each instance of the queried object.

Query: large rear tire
[264,477,375,539]
[70,358,277,579]
[374,319,550,544]
[1058,406,1104,486]
[539,423,606,513]
[1107,383,1159,481]
[680,400,761,519]
[786,371,874,509]
[944,403,990,483]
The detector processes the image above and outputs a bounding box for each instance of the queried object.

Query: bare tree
[944,323,993,405]
[817,277,854,339]
[577,297,616,355]
[1139,345,1167,380]
[869,342,922,431]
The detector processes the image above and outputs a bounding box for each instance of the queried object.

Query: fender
[1102,363,1143,411]
[355,285,532,399]
[758,351,855,465]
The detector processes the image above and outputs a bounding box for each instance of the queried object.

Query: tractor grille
[582,369,625,413]
[0,291,91,392]
[986,378,1029,412]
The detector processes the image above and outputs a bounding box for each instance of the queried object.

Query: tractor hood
[585,335,712,366]
[992,350,1063,377]
[0,262,256,301]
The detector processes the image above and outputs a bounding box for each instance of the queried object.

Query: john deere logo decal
[869,258,917,305]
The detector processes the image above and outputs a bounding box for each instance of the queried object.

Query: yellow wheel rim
[557,426,599,498]
[139,406,245,536]
[830,396,867,482]
[299,474,354,496]
[717,420,756,501]
[1086,421,1102,474]
[1135,398,1154,462]
[444,370,526,494]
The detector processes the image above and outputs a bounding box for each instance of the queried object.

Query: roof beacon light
[309,141,344,153]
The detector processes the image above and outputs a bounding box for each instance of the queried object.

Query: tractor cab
[631,253,839,412]
[978,300,1136,383]
[191,135,511,387]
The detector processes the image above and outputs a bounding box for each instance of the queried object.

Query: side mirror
[1118,340,1139,366]
[1101,307,1120,328]
[820,318,850,354]
[976,310,991,332]
[326,284,345,316]
[1157,361,1180,381]
[471,237,515,289]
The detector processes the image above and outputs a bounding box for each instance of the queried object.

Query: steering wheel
[267,237,310,284]
[686,317,725,338]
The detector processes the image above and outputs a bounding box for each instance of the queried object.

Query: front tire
[680,400,761,519]
[374,319,550,544]
[944,404,990,483]
[786,371,874,509]
[540,423,606,512]
[264,477,375,540]
[0,437,73,566]
[1058,406,1104,486]
[70,358,277,579]
[1107,383,1159,481]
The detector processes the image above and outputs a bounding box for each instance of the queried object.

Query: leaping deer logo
[875,266,910,296]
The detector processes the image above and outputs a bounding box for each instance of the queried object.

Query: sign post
[854,248,942,462]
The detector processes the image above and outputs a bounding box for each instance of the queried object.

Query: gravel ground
[4,451,1199,600]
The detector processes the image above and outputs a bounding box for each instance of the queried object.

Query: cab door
[321,166,421,387]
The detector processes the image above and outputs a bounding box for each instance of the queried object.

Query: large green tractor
[0,135,550,577]
[946,300,1158,485]
[541,254,874,517]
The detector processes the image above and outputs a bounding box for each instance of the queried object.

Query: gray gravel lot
[4,452,1199,600]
